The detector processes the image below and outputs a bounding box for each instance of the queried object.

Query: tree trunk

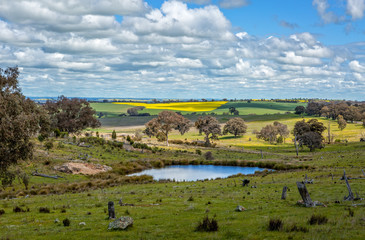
[343,170,354,201]
[328,122,331,143]
[294,135,299,157]
[296,181,314,207]
[281,186,287,200]
[165,132,169,146]
[204,134,210,147]
[108,201,115,219]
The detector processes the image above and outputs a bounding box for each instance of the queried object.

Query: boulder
[235,205,245,212]
[108,216,133,230]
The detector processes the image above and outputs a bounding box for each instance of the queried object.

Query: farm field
[91,101,307,127]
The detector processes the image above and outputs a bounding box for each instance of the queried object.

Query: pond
[128,165,268,181]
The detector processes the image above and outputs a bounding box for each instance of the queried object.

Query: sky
[0,0,365,100]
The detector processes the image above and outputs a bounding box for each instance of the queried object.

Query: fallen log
[32,171,64,179]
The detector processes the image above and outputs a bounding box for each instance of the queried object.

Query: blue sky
[0,0,364,100]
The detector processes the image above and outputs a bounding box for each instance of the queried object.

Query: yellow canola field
[113,101,228,112]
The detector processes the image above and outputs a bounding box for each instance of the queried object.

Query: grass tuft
[195,215,218,232]
[268,218,283,231]
[308,214,328,225]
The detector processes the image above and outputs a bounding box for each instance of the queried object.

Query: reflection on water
[128,165,267,181]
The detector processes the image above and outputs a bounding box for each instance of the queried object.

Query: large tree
[256,124,278,143]
[293,119,326,151]
[143,111,191,146]
[44,96,100,133]
[0,67,50,184]
[195,116,221,146]
[294,106,305,115]
[256,121,289,144]
[223,117,247,138]
[337,115,347,131]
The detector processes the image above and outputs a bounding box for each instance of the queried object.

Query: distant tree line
[296,101,365,125]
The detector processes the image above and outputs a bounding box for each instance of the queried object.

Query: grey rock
[54,218,60,223]
[108,216,133,230]
[235,205,245,212]
[79,222,86,226]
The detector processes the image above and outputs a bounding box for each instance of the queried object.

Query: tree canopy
[293,119,326,151]
[195,116,221,146]
[223,117,247,138]
[256,121,289,143]
[44,95,100,133]
[143,111,191,146]
[0,67,50,184]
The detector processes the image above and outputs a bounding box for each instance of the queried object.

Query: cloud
[219,0,250,9]
[0,0,364,99]
[279,20,299,29]
[179,0,212,4]
[349,60,365,72]
[347,0,365,19]
[312,0,344,24]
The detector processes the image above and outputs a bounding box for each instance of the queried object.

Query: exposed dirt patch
[54,162,112,175]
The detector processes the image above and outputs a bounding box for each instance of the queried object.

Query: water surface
[128,165,267,181]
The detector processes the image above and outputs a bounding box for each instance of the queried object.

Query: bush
[195,149,202,155]
[54,128,61,138]
[63,218,70,227]
[38,134,46,142]
[0,209,5,215]
[195,216,218,232]
[44,140,53,150]
[204,151,214,160]
[268,218,283,231]
[308,214,328,225]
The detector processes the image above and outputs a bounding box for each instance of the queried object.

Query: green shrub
[63,218,70,227]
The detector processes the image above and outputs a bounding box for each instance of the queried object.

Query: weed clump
[268,218,283,231]
[308,214,328,225]
[39,207,50,213]
[13,206,28,213]
[286,224,308,233]
[63,218,70,227]
[188,196,194,201]
[195,216,218,232]
[346,208,354,217]
[0,209,5,215]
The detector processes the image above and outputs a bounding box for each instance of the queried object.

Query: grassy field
[0,139,364,239]
[1,101,364,239]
